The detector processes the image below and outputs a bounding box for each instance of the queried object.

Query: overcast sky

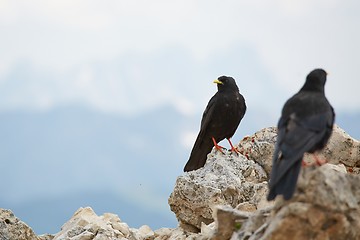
[0,0,359,115]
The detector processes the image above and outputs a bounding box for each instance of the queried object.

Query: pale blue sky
[0,0,359,115]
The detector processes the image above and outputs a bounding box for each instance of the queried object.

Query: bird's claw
[302,160,310,167]
[230,146,240,155]
[314,155,327,166]
[302,155,327,167]
[214,145,226,154]
[212,137,226,154]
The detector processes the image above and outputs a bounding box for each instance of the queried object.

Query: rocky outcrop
[0,208,40,240]
[318,125,360,173]
[266,165,360,240]
[51,207,131,240]
[168,124,360,239]
[0,125,359,240]
[237,125,360,176]
[232,163,360,240]
[168,150,270,232]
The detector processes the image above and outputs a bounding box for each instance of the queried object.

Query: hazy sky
[0,0,359,114]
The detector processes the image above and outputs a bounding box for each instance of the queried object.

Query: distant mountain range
[0,105,358,234]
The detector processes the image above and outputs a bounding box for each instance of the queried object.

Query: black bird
[183,76,246,172]
[267,69,335,200]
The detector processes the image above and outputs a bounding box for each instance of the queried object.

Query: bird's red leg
[227,138,240,154]
[302,154,326,167]
[313,154,327,166]
[302,160,310,167]
[212,137,225,153]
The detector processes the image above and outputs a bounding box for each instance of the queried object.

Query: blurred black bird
[267,69,335,200]
[183,76,246,172]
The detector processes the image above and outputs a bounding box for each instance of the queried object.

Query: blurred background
[0,0,359,234]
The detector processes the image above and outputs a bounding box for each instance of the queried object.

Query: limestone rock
[153,227,207,240]
[210,205,251,240]
[232,164,360,240]
[237,126,277,175]
[130,225,155,240]
[230,206,271,240]
[0,208,40,240]
[237,125,360,176]
[38,234,55,240]
[52,207,134,240]
[313,125,360,173]
[168,149,269,231]
[171,125,359,239]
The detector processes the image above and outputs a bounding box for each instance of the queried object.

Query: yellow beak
[213,79,223,85]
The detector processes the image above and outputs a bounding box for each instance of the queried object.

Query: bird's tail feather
[184,136,213,172]
[267,159,302,200]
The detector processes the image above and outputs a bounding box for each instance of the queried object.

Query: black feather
[183,76,246,172]
[268,69,335,200]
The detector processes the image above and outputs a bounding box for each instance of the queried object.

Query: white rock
[112,222,130,237]
[169,149,268,231]
[52,207,125,240]
[0,208,39,240]
[258,165,360,240]
[200,222,215,237]
[138,225,154,238]
[324,163,347,173]
[238,125,360,175]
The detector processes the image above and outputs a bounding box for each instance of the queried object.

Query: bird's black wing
[183,94,218,171]
[199,94,218,134]
[268,110,333,200]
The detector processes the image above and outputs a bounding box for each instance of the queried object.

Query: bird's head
[213,76,239,92]
[301,69,327,92]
